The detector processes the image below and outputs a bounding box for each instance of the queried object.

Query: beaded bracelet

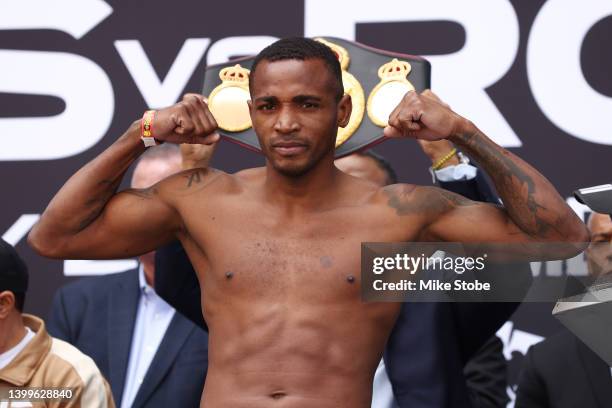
[432,148,458,170]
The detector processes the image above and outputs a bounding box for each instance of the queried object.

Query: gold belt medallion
[315,38,365,147]
[208,64,252,132]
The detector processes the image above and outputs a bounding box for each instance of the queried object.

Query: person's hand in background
[180,141,219,170]
[417,139,460,169]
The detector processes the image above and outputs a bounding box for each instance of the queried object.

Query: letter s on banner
[0,50,114,160]
[206,36,279,65]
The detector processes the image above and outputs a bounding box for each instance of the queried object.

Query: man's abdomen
[200,299,399,408]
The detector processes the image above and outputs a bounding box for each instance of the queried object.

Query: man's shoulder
[157,167,251,199]
[380,183,420,197]
[374,183,427,210]
[379,183,477,215]
[46,336,103,377]
[234,166,265,180]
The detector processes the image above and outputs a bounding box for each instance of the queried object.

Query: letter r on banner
[305,0,522,147]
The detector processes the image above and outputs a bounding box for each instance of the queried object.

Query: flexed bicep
[63,184,181,259]
[29,93,219,261]
[422,189,530,243]
[415,186,584,260]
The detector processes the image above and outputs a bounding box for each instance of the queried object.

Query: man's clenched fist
[152,94,220,145]
[383,90,472,141]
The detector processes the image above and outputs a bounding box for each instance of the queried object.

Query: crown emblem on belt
[219,64,250,84]
[378,58,412,81]
[367,58,415,127]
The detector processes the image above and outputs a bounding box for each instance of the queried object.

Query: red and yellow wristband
[140,110,157,147]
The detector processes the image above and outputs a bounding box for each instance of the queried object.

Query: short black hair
[14,292,25,312]
[362,151,398,185]
[250,37,344,101]
[0,238,28,313]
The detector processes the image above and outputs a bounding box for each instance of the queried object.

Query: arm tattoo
[384,184,475,217]
[178,168,218,194]
[384,184,416,216]
[455,130,564,237]
[76,179,123,231]
[435,189,475,208]
[123,187,155,199]
[186,170,201,187]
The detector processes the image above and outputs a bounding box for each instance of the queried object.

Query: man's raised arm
[28,94,219,259]
[383,90,588,250]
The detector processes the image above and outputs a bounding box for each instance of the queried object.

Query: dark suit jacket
[155,170,530,408]
[47,269,209,408]
[515,330,612,408]
[464,336,509,408]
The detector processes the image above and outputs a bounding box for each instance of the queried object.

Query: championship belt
[202,37,431,158]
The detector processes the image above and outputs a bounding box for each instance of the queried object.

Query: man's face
[248,58,351,177]
[586,212,612,277]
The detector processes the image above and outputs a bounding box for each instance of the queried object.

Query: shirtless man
[28,38,588,408]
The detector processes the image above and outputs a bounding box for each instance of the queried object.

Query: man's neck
[0,314,27,354]
[263,157,342,213]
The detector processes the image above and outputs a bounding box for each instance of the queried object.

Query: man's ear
[0,291,15,319]
[337,94,352,128]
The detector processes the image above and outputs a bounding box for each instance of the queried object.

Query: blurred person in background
[515,211,612,408]
[0,238,113,407]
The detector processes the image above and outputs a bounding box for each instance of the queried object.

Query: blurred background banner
[1,1,610,404]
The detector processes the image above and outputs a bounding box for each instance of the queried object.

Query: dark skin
[29,58,588,408]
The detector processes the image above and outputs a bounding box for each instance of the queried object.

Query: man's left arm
[385,90,588,252]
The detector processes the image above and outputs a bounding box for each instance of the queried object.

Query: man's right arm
[28,94,219,259]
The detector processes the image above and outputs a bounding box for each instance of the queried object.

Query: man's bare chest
[178,199,418,298]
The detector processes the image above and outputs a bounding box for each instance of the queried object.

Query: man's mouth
[271,142,308,156]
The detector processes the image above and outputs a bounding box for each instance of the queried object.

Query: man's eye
[258,104,274,111]
[301,102,318,109]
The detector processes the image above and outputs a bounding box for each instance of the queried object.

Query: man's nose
[273,107,300,134]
